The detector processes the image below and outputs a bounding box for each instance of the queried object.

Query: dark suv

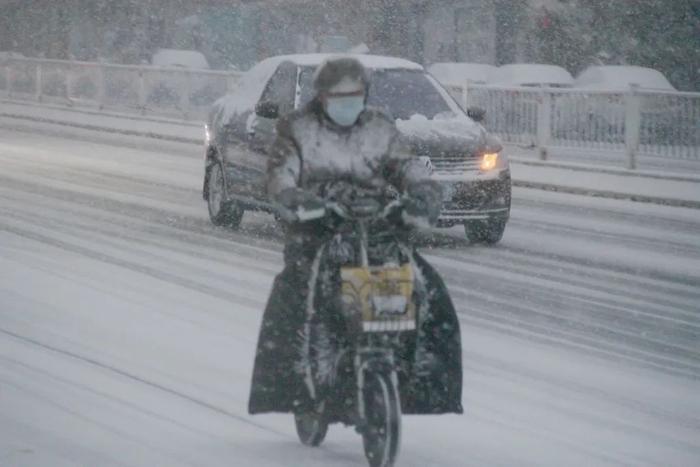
[204,54,511,243]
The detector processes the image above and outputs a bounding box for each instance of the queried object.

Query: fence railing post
[34,61,42,102]
[4,61,10,97]
[226,73,238,94]
[138,68,147,114]
[536,87,552,160]
[462,80,469,110]
[180,70,191,119]
[624,84,641,170]
[65,61,73,103]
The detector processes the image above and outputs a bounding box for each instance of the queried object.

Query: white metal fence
[452,84,700,167]
[2,57,699,166]
[0,57,242,120]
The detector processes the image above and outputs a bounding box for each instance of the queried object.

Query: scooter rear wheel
[361,372,401,467]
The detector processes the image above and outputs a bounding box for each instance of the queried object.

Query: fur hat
[313,57,369,95]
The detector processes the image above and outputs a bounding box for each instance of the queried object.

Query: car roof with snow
[574,65,675,91]
[252,53,424,71]
[151,49,210,69]
[213,54,425,124]
[488,63,574,87]
[428,62,496,86]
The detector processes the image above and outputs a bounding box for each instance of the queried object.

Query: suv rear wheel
[464,218,506,244]
[207,162,244,228]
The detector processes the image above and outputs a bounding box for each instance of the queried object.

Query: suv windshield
[298,68,455,120]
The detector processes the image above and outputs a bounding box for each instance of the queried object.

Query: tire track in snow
[0,328,284,437]
[2,167,698,379]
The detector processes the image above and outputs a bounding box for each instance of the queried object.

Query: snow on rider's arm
[377,113,442,228]
[378,116,429,191]
[267,115,302,201]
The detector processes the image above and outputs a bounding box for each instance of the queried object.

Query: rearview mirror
[467,106,486,123]
[255,101,279,119]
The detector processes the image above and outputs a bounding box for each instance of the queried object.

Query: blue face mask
[324,96,365,127]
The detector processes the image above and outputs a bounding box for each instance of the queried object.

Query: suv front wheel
[464,218,506,244]
[206,162,244,228]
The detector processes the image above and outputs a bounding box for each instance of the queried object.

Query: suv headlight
[204,124,211,146]
[480,153,499,171]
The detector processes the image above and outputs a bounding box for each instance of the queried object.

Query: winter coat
[248,100,463,415]
[267,98,428,202]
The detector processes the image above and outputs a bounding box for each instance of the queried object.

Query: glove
[276,187,326,222]
[277,187,323,210]
[404,181,442,226]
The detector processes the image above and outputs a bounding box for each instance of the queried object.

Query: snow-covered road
[1,128,699,466]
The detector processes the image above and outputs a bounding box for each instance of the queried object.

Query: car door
[223,61,297,207]
[249,61,298,153]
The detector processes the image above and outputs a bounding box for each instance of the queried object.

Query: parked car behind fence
[470,64,575,147]
[427,62,496,102]
[438,64,699,164]
[564,66,689,148]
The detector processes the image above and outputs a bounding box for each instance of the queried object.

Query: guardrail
[0,57,242,120]
[449,84,700,167]
[3,57,698,166]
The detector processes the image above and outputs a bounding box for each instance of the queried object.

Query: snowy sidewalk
[2,99,699,208]
[510,160,700,208]
[0,99,203,143]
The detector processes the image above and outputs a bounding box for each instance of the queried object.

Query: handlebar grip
[296,205,327,222]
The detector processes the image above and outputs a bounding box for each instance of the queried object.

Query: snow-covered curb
[0,112,201,145]
[510,157,700,184]
[0,98,203,127]
[511,180,700,209]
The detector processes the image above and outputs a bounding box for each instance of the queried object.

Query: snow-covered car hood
[396,113,490,157]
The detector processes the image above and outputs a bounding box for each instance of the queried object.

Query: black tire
[294,402,329,447]
[362,372,401,467]
[206,162,243,228]
[464,218,506,245]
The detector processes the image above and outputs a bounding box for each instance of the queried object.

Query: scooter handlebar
[278,197,404,224]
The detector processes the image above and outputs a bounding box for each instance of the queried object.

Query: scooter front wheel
[361,372,401,467]
[294,402,328,447]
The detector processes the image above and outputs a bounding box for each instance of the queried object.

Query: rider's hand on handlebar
[404,181,442,226]
[277,187,325,211]
[276,187,327,223]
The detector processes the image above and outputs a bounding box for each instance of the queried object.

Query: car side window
[259,61,297,115]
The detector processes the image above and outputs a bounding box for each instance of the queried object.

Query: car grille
[430,157,480,175]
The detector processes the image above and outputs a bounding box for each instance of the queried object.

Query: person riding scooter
[248,56,463,416]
